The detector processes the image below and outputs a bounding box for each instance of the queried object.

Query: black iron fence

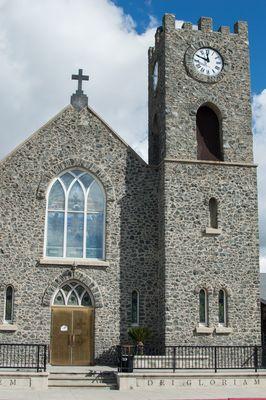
[118,345,266,373]
[0,343,47,372]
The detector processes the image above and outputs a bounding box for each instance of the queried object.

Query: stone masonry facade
[0,14,261,364]
[149,15,261,345]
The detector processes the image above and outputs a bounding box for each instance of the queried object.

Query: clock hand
[205,49,210,63]
[195,54,208,62]
[195,60,206,67]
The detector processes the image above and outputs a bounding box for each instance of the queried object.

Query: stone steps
[48,371,117,389]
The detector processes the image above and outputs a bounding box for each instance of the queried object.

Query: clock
[184,42,228,83]
[193,48,223,77]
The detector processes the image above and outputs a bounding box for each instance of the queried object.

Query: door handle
[68,334,75,346]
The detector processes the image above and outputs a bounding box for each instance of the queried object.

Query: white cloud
[253,90,266,269]
[0,0,157,161]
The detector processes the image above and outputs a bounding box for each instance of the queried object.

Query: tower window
[153,61,158,91]
[209,198,218,229]
[218,289,227,326]
[199,289,208,326]
[131,290,139,325]
[196,106,222,161]
[4,286,14,324]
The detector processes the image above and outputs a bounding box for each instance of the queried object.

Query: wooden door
[50,306,94,365]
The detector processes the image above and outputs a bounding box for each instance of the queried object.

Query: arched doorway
[50,281,94,366]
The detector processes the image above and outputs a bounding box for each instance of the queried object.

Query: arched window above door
[196,105,223,161]
[53,282,93,307]
[45,169,105,259]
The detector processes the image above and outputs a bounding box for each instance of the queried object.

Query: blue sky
[114,0,266,94]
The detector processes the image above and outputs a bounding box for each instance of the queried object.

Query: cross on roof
[71,69,89,95]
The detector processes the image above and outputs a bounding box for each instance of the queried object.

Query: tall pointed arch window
[199,289,208,326]
[131,290,139,326]
[4,286,14,323]
[45,169,105,259]
[218,289,227,326]
[209,198,218,229]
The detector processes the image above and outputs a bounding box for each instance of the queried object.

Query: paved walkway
[0,387,266,400]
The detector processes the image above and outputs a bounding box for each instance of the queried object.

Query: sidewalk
[0,387,266,400]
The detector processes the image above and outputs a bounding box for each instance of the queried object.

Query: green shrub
[128,326,152,345]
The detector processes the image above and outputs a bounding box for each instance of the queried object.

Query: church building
[0,14,261,366]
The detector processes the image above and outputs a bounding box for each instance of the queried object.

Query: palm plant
[128,326,152,347]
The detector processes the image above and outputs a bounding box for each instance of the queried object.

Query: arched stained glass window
[218,289,227,326]
[46,169,105,259]
[53,282,93,307]
[199,289,208,326]
[5,286,14,323]
[131,290,139,325]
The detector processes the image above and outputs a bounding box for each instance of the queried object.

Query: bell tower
[149,15,261,345]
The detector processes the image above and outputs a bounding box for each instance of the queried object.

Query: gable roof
[0,104,148,167]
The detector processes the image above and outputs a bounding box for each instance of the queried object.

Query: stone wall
[148,14,261,345]
[0,106,159,361]
[162,161,261,345]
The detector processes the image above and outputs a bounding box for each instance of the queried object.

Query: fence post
[43,345,47,372]
[254,345,258,373]
[214,347,217,373]
[173,347,176,372]
[37,345,40,373]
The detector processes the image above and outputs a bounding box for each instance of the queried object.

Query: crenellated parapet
[160,13,248,38]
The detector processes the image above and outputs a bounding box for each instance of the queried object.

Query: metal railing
[118,345,265,373]
[0,343,47,372]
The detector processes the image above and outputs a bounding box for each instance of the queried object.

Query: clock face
[193,48,223,77]
[153,62,158,90]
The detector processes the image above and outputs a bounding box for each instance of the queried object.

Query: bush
[128,326,152,345]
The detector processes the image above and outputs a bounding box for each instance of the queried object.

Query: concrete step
[48,372,117,389]
[49,381,117,389]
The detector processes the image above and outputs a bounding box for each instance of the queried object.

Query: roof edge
[85,104,147,167]
[0,104,148,168]
[0,105,72,166]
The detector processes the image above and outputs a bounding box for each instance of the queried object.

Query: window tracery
[45,169,105,259]
[53,281,93,307]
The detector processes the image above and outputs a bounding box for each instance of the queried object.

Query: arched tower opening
[196,105,223,161]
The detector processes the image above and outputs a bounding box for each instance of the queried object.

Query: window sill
[205,227,222,235]
[215,326,233,334]
[195,326,214,334]
[39,257,109,268]
[0,324,17,332]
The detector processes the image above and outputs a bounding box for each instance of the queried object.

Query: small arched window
[53,281,93,307]
[218,289,227,326]
[196,105,222,161]
[209,198,218,229]
[4,286,14,323]
[131,290,139,326]
[153,61,158,91]
[199,289,208,326]
[45,169,105,259]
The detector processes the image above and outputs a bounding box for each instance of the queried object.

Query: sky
[0,0,265,271]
